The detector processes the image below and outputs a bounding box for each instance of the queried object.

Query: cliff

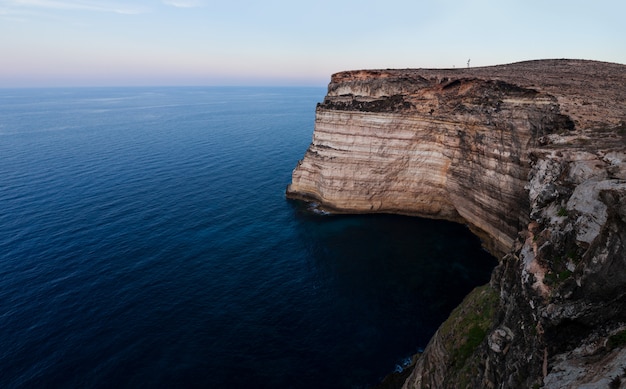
[286,59,626,388]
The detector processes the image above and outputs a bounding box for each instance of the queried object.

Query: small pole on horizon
[467,59,471,69]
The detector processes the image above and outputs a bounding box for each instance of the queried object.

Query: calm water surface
[0,87,496,388]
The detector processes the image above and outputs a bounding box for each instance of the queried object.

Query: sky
[0,0,625,87]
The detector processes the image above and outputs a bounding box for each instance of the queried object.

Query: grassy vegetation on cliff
[437,284,499,387]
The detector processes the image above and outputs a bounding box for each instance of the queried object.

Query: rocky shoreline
[287,59,626,388]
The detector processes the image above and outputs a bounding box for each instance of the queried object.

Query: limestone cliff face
[288,74,575,256]
[287,60,626,388]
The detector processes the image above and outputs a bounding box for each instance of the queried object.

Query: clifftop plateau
[327,59,624,131]
[287,59,626,388]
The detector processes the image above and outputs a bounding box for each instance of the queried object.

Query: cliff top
[329,59,626,132]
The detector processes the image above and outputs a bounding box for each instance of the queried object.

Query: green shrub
[544,273,557,285]
[544,270,573,286]
[608,330,626,349]
[558,270,573,280]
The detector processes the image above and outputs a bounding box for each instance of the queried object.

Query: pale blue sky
[1,0,624,87]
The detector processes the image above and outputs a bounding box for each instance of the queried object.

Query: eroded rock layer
[288,61,591,256]
[287,59,626,388]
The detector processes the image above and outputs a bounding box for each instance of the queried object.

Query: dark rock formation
[287,59,626,388]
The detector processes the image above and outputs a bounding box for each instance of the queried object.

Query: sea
[0,87,496,388]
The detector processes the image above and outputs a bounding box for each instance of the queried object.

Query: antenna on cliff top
[467,59,470,69]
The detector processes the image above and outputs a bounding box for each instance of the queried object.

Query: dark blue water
[0,87,496,388]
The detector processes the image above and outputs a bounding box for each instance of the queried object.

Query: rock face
[286,59,626,388]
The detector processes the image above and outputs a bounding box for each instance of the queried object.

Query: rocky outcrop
[286,59,626,388]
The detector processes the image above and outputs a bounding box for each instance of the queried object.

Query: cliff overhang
[286,59,626,388]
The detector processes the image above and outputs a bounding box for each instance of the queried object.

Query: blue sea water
[0,87,496,388]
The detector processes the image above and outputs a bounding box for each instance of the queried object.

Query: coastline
[287,59,626,388]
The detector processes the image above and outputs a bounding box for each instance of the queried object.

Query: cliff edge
[286,59,626,388]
